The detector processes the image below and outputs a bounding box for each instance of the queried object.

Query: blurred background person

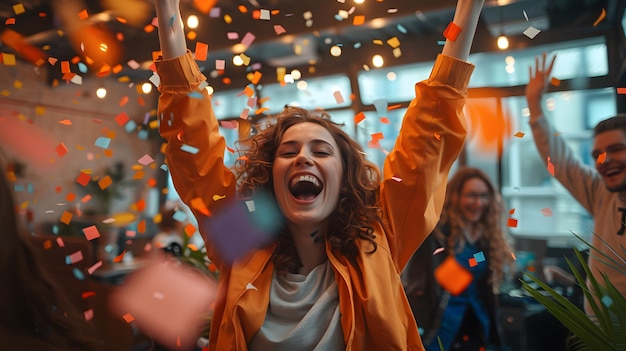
[152,203,186,257]
[403,167,514,351]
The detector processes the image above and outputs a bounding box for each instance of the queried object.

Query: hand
[525,53,556,107]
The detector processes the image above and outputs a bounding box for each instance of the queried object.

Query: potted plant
[521,233,625,351]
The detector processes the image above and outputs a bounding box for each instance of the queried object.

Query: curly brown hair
[435,167,514,290]
[233,107,382,273]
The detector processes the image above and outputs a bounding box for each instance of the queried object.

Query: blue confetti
[354,42,362,49]
[473,251,485,262]
[397,24,407,34]
[334,14,343,21]
[78,62,88,73]
[160,164,169,172]
[437,40,446,46]
[14,185,24,192]
[95,137,111,149]
[125,120,137,133]
[181,144,199,154]
[72,268,85,281]
[187,91,203,99]
[27,183,34,193]
[601,295,613,307]
[137,129,148,140]
[173,210,187,222]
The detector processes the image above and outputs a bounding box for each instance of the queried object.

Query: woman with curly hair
[154,0,484,349]
[403,167,515,351]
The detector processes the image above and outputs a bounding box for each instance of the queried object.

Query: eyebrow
[278,139,335,148]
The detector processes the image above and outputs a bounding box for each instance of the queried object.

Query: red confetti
[507,218,518,227]
[55,143,68,157]
[443,22,462,42]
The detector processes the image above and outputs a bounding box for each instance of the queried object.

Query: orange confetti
[371,132,384,142]
[380,117,390,124]
[60,211,73,225]
[550,77,561,87]
[353,15,365,25]
[193,0,218,14]
[238,5,248,13]
[137,220,146,234]
[514,132,525,138]
[468,257,478,267]
[434,256,472,296]
[78,9,89,20]
[593,8,606,26]
[55,143,68,157]
[98,175,113,190]
[547,156,555,176]
[509,208,515,215]
[507,218,518,228]
[434,133,441,140]
[387,104,402,111]
[76,172,91,187]
[184,223,196,237]
[195,42,209,61]
[119,96,129,107]
[250,71,262,85]
[113,250,126,263]
[255,107,269,115]
[443,22,462,42]
[5,18,16,25]
[354,112,366,124]
[66,192,76,202]
[61,61,70,73]
[135,199,146,212]
[58,119,73,126]
[617,88,626,95]
[122,313,135,323]
[597,152,606,164]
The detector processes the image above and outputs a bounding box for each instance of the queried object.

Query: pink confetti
[82,225,101,241]
[227,32,239,40]
[84,309,94,321]
[333,91,344,104]
[391,176,402,182]
[138,154,154,165]
[88,260,103,275]
[215,59,225,70]
[67,250,84,264]
[541,208,553,216]
[56,236,65,247]
[433,247,445,255]
[274,25,286,35]
[241,32,256,48]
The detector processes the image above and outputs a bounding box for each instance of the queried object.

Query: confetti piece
[593,8,606,27]
[386,36,400,48]
[434,256,472,295]
[88,260,103,275]
[58,119,73,126]
[60,211,73,225]
[195,42,209,61]
[468,257,478,267]
[540,208,553,216]
[190,197,211,216]
[514,132,525,138]
[2,53,16,66]
[138,154,154,165]
[5,18,15,25]
[353,15,365,25]
[509,208,515,215]
[473,251,485,262]
[523,26,541,39]
[333,91,344,104]
[443,22,462,42]
[273,25,286,35]
[434,133,441,140]
[507,218,518,228]
[13,4,25,15]
[66,250,84,264]
[95,137,111,149]
[523,10,528,21]
[550,77,561,87]
[241,32,256,48]
[84,309,94,321]
[259,9,270,20]
[199,191,282,264]
[601,295,613,307]
[597,152,606,164]
[98,175,112,190]
[83,225,101,241]
[354,112,366,124]
[433,247,445,255]
[110,254,217,350]
[617,88,626,95]
[55,143,68,157]
[547,156,555,176]
[75,172,91,186]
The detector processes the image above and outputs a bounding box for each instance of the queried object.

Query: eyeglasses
[461,193,492,201]
[591,143,626,163]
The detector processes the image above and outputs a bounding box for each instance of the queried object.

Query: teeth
[290,175,320,188]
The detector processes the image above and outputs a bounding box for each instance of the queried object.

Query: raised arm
[442,0,486,62]
[155,0,187,59]
[525,52,556,123]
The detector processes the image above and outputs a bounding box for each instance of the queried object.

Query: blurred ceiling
[0,0,624,90]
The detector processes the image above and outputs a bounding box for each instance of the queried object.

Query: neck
[288,224,327,275]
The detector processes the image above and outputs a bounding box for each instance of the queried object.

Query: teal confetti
[397,24,407,34]
[181,144,199,154]
[125,120,137,133]
[27,183,34,193]
[473,251,485,262]
[169,15,175,28]
[138,129,148,140]
[173,210,187,222]
[14,185,24,192]
[94,137,111,149]
[437,40,446,45]
[601,295,613,307]
[160,164,169,172]
[188,91,203,99]
[78,62,88,73]
[72,267,85,281]
[354,42,362,49]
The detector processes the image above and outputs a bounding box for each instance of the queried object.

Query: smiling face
[458,177,492,224]
[593,129,626,193]
[272,122,344,233]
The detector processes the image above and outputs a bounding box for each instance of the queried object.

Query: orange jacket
[156,52,472,350]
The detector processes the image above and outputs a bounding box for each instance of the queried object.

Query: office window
[468,36,608,88]
[500,88,615,243]
[357,63,432,105]
[259,74,352,113]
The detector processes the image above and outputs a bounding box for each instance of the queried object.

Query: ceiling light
[141,82,152,94]
[96,87,107,99]
[330,45,342,57]
[187,15,199,29]
[372,54,384,68]
[233,55,244,66]
[497,35,509,50]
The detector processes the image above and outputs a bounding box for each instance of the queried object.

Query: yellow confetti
[2,53,16,66]
[514,132,525,138]
[386,36,401,48]
[212,194,226,201]
[12,3,25,15]
[35,106,45,115]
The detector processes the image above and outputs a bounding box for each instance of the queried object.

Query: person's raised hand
[525,52,556,118]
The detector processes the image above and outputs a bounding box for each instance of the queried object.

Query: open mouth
[289,175,323,201]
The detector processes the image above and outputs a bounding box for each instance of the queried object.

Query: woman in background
[0,157,102,350]
[403,167,514,351]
